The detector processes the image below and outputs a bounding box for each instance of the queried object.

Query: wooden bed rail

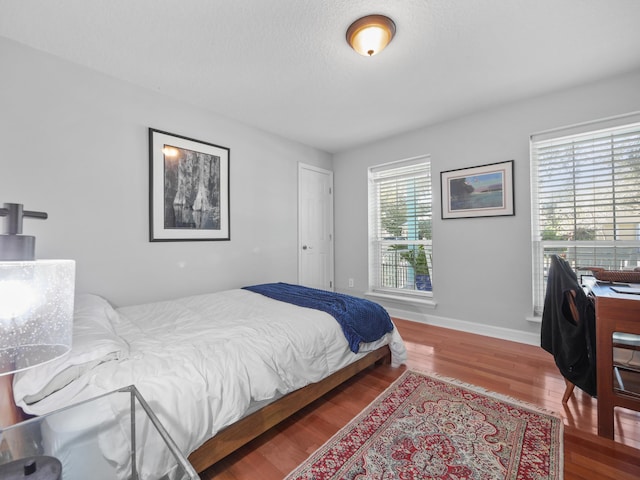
[188,345,391,473]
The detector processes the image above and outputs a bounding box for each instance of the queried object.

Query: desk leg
[596,312,615,439]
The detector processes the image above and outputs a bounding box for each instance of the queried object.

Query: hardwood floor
[201,319,640,479]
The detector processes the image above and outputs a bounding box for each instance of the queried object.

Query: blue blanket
[242,283,394,353]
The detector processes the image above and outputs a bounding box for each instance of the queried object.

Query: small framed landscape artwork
[440,160,514,219]
[149,128,230,241]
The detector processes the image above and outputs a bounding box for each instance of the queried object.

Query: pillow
[14,293,129,405]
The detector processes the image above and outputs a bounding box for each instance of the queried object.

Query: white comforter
[16,289,406,478]
[111,289,406,452]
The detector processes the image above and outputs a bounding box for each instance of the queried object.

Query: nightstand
[0,385,198,479]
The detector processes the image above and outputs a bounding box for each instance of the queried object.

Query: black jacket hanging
[541,255,597,397]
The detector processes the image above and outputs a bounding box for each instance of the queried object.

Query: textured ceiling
[1,0,640,153]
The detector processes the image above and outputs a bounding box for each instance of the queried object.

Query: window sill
[365,290,437,309]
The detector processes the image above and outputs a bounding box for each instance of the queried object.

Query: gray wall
[0,38,332,306]
[333,69,640,343]
[3,36,640,344]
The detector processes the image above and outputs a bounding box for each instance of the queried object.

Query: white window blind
[530,115,640,315]
[368,156,433,296]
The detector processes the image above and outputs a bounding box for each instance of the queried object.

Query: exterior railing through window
[374,240,433,293]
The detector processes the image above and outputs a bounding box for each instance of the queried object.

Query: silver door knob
[302,245,312,250]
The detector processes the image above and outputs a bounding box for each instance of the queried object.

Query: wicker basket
[585,267,640,283]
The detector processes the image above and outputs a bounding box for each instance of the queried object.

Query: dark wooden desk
[587,280,640,439]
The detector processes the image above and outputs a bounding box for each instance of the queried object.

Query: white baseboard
[384,306,540,346]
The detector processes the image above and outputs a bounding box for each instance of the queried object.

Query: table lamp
[0,203,75,480]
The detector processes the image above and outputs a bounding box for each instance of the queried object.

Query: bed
[12,284,407,477]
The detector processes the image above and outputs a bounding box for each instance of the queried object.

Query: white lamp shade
[0,260,75,375]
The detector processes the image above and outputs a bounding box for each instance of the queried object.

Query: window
[530,115,640,315]
[368,156,433,297]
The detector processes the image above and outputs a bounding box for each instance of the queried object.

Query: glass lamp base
[0,455,62,480]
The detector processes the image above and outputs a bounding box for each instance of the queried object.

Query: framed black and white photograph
[149,128,230,241]
[440,160,514,219]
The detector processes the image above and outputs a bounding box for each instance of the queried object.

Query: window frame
[530,113,640,315]
[368,155,433,300]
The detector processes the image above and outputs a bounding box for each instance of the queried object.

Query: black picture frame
[440,160,514,219]
[149,128,230,241]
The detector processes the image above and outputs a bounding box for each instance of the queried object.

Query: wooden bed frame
[188,344,392,472]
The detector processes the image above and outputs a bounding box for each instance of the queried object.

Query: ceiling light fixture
[346,14,396,57]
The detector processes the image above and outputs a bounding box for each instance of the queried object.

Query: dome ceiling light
[346,14,396,57]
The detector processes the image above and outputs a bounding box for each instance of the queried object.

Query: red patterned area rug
[286,370,563,480]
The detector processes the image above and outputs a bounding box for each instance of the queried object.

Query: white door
[298,163,334,290]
